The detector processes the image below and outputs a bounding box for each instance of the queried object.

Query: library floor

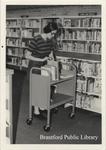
[12,70,101,144]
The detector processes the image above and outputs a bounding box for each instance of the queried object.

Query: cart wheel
[69,113,75,119]
[43,125,50,132]
[26,118,32,125]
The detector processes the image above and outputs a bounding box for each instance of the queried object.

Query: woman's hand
[25,50,32,59]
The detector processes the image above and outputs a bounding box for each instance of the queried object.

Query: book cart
[26,63,76,131]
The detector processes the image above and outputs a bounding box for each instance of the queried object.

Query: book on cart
[41,64,59,81]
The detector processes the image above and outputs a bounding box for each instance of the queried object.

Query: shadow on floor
[12,70,26,143]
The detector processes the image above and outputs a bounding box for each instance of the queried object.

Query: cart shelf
[50,93,73,109]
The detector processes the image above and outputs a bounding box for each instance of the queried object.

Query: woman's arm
[25,50,48,62]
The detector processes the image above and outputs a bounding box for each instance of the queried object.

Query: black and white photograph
[0,1,106,150]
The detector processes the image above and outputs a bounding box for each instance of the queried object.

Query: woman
[26,22,60,119]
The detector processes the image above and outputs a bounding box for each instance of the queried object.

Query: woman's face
[47,30,57,40]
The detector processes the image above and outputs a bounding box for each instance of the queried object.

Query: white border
[0,0,106,150]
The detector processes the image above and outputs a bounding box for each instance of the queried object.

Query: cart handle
[30,63,76,77]
[30,67,51,76]
[71,63,77,73]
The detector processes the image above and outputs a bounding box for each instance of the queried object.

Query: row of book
[6,19,40,28]
[6,28,39,38]
[73,60,101,77]
[57,56,101,77]
[6,20,21,27]
[8,57,29,67]
[21,29,39,38]
[63,18,101,28]
[87,78,101,94]
[77,77,86,92]
[60,30,101,41]
[7,48,24,57]
[6,38,20,47]
[21,40,30,47]
[7,29,21,37]
[62,42,101,54]
[76,92,101,111]
[21,19,40,28]
[77,77,101,94]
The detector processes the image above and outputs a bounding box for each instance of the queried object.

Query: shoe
[34,113,46,120]
[64,103,72,108]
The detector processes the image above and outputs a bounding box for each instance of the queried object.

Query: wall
[6,5,101,18]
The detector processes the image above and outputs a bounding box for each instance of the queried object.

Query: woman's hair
[43,21,64,38]
[43,22,58,33]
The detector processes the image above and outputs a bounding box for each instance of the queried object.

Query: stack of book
[41,61,59,81]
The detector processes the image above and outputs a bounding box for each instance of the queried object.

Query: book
[41,65,58,81]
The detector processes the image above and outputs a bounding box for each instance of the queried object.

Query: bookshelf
[56,55,101,113]
[56,15,101,113]
[6,17,41,69]
[6,15,101,113]
[6,16,101,66]
[59,16,101,54]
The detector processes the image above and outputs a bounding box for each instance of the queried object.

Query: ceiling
[6,5,100,11]
[6,5,69,10]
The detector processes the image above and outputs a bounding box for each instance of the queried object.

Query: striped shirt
[28,34,55,59]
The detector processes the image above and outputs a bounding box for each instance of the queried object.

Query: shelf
[7,63,21,67]
[7,62,28,68]
[6,63,28,71]
[22,37,33,39]
[6,18,22,20]
[76,90,101,97]
[21,17,41,20]
[87,92,101,97]
[56,51,101,62]
[50,93,73,109]
[76,90,86,93]
[61,39,101,43]
[62,27,101,30]
[7,54,23,58]
[76,105,101,114]
[22,26,40,29]
[7,45,20,48]
[21,46,28,49]
[6,26,20,28]
[51,75,74,85]
[62,15,101,19]
[59,50,101,56]
[6,36,20,38]
[77,73,101,79]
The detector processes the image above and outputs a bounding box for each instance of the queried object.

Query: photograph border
[0,0,106,150]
